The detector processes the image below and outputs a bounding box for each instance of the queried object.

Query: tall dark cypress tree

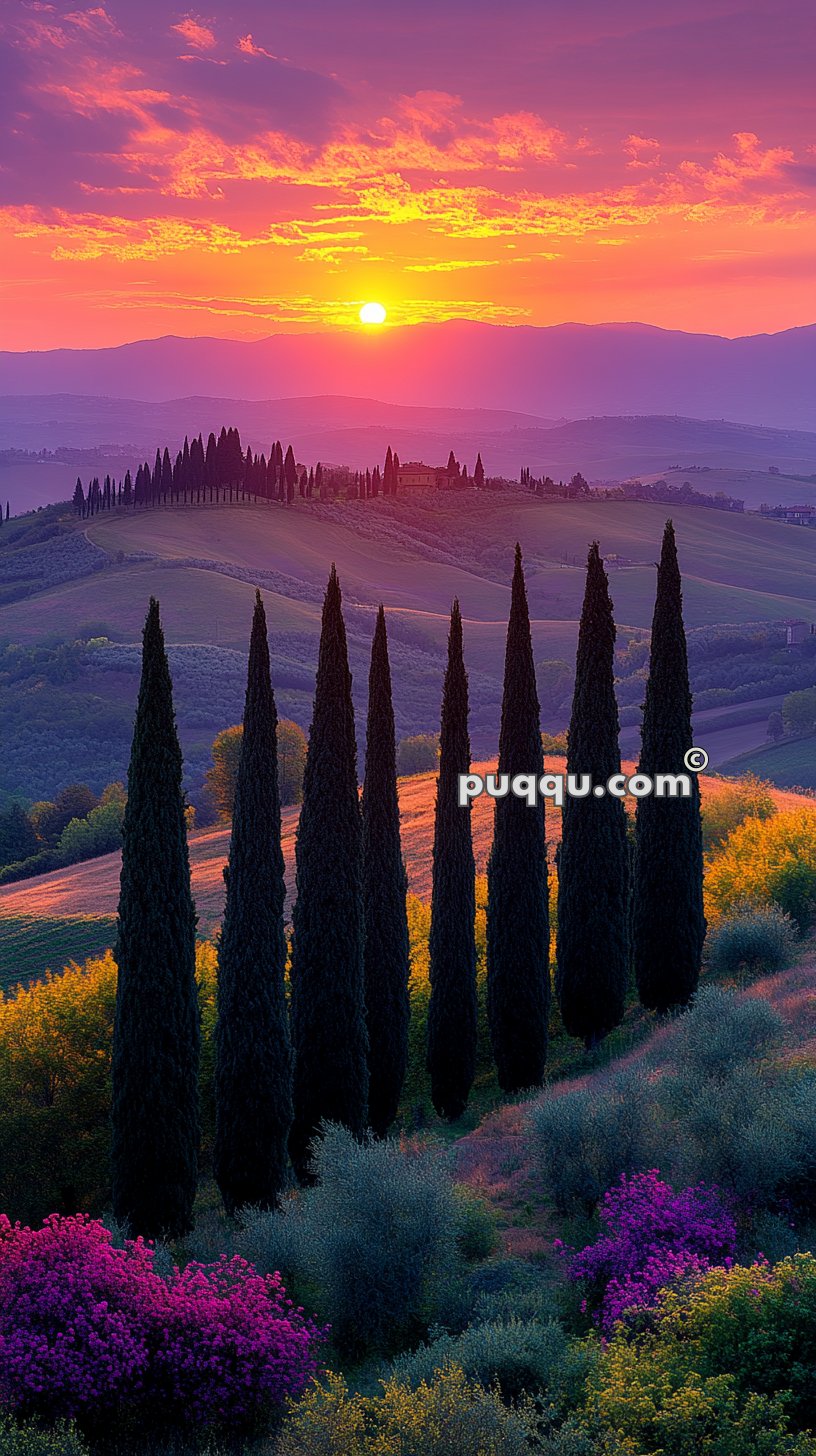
[487,545,549,1091]
[633,521,706,1012]
[362,607,410,1137]
[112,598,199,1239]
[289,566,368,1180]
[427,600,477,1120]
[556,543,628,1047]
[214,591,293,1215]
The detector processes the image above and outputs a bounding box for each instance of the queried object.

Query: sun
[359,301,387,325]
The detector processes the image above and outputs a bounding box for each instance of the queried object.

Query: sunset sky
[1,0,814,349]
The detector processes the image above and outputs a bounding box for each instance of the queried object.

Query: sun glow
[359,301,387,325]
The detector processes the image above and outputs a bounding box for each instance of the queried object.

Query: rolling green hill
[0,491,813,807]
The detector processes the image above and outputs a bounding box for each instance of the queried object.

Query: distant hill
[1,493,814,810]
[1,319,814,428]
[2,399,816,516]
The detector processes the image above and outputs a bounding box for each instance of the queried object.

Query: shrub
[275,1366,535,1456]
[389,1317,594,1407]
[669,985,783,1079]
[590,1254,816,1453]
[705,807,816,930]
[470,1259,556,1325]
[527,1068,657,1215]
[706,905,796,982]
[0,1417,88,1456]
[527,988,816,1217]
[452,1186,499,1263]
[0,1214,323,1436]
[701,775,776,852]
[237,1125,463,1359]
[563,1171,737,1334]
[396,734,439,776]
[0,945,220,1225]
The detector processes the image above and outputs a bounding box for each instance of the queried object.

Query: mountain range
[1,320,814,431]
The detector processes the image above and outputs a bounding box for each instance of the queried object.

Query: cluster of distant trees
[111,520,704,1241]
[519,466,745,511]
[520,468,590,498]
[0,781,127,883]
[70,431,490,520]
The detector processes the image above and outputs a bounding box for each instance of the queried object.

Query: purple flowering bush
[0,1213,325,1434]
[559,1170,737,1335]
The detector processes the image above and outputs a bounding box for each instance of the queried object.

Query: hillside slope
[2,766,812,991]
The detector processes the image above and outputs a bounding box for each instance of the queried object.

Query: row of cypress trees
[111,521,703,1239]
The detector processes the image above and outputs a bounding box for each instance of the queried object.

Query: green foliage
[112,597,200,1240]
[633,521,705,1012]
[705,807,816,932]
[701,775,777,852]
[389,1317,594,1407]
[452,1185,499,1263]
[428,600,477,1121]
[0,1416,89,1456]
[590,1255,816,1454]
[556,542,627,1048]
[487,545,550,1090]
[529,987,816,1216]
[783,687,816,734]
[0,802,37,865]
[527,1067,657,1215]
[705,904,796,981]
[275,1366,537,1456]
[214,592,292,1216]
[204,725,242,820]
[55,797,125,863]
[396,733,439,776]
[206,718,308,820]
[236,1124,464,1360]
[289,568,368,1180]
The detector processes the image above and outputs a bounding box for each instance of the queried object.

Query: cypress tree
[427,599,477,1120]
[487,545,549,1090]
[289,566,368,1180]
[214,591,293,1215]
[111,598,199,1239]
[633,521,705,1012]
[556,543,628,1046]
[362,606,410,1137]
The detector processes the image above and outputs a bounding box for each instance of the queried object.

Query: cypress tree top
[427,598,477,1121]
[634,521,706,1012]
[289,565,368,1178]
[487,544,550,1091]
[112,597,199,1240]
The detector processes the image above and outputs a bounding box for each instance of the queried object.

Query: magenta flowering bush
[0,1213,325,1432]
[559,1170,737,1335]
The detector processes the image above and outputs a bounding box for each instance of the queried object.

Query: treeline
[112,519,704,1240]
[519,466,745,512]
[0,781,126,884]
[71,432,489,519]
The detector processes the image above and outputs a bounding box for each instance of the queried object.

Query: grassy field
[0,913,117,992]
[719,733,816,789]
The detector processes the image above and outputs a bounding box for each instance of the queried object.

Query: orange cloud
[171,17,217,51]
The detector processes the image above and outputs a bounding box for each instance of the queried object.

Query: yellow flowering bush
[0,943,219,1223]
[276,1365,535,1456]
[590,1255,816,1455]
[705,807,816,930]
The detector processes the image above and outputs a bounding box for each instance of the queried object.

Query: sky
[0,0,814,349]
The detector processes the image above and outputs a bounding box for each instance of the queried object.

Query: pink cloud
[171,17,217,51]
